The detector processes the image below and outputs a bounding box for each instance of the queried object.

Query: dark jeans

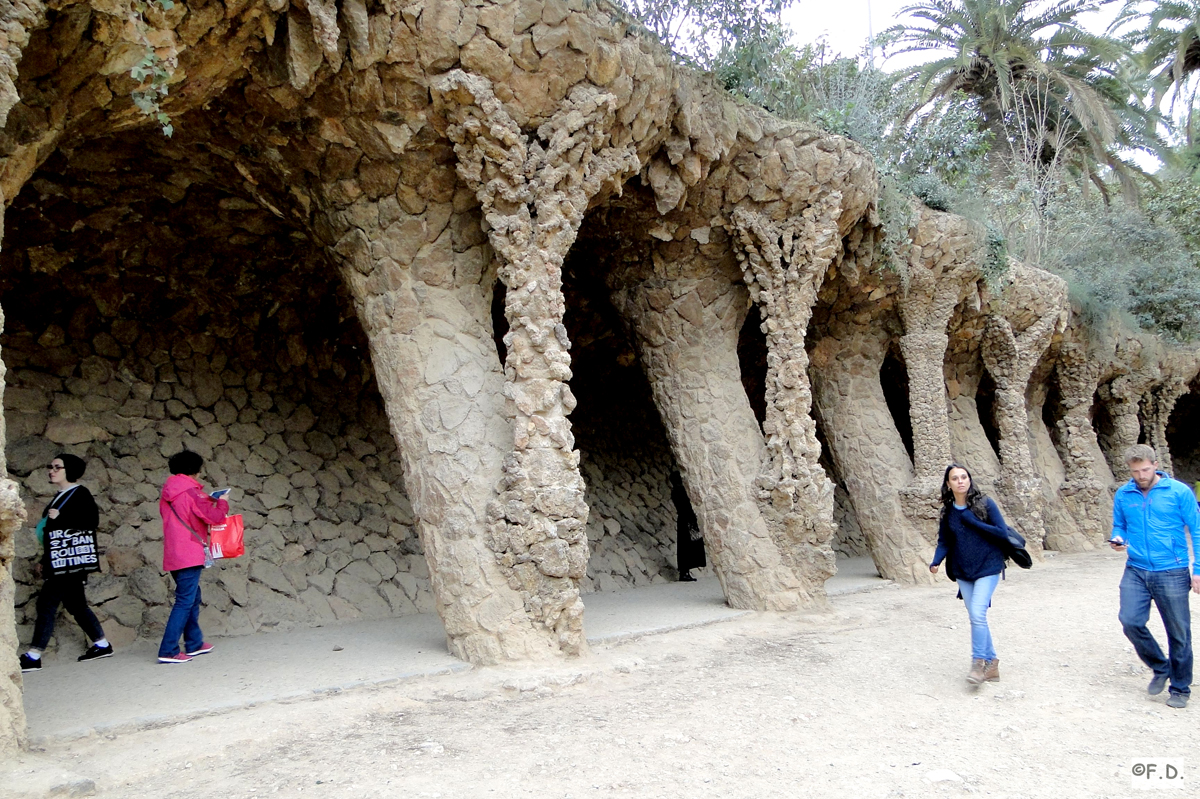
[31,573,105,650]
[159,566,204,657]
[1119,565,1193,697]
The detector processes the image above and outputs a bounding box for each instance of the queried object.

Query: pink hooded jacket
[160,474,229,571]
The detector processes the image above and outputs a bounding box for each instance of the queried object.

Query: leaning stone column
[1096,377,1146,482]
[980,266,1067,551]
[1051,339,1113,542]
[330,196,566,663]
[811,326,936,584]
[1,304,30,755]
[432,71,642,649]
[610,239,815,609]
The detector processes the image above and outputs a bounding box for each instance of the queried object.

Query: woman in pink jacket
[158,450,229,664]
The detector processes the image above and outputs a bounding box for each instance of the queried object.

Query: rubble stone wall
[1,298,438,655]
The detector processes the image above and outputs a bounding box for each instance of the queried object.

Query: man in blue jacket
[1110,444,1200,709]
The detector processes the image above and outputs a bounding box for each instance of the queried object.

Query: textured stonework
[610,235,816,609]
[1,0,1199,754]
[978,263,1069,557]
[0,306,29,757]
[895,208,983,524]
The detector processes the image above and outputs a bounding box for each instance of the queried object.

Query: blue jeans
[1119,566,1192,697]
[957,573,1000,661]
[159,566,204,657]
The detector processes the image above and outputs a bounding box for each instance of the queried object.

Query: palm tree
[1112,0,1200,141]
[887,0,1160,199]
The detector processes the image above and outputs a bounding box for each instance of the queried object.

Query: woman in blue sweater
[929,463,1012,685]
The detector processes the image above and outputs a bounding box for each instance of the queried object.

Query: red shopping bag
[209,515,245,559]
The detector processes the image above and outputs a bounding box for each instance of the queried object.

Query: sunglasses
[47,465,64,471]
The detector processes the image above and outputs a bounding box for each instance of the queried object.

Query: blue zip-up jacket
[1112,473,1200,575]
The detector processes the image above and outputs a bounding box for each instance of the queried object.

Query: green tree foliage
[617,0,797,67]
[1044,194,1200,340]
[887,0,1162,198]
[1113,0,1200,138]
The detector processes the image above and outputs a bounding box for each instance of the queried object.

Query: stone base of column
[1054,481,1112,550]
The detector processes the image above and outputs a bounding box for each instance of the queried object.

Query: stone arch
[737,302,769,434]
[563,205,686,590]
[1,135,438,658]
[880,344,915,463]
[1166,377,1200,485]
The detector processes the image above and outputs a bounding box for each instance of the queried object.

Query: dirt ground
[3,549,1194,798]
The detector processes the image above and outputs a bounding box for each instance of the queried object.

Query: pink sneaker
[158,653,193,664]
[186,643,214,656]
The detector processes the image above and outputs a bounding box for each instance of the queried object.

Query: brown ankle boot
[967,658,987,685]
[983,657,1000,682]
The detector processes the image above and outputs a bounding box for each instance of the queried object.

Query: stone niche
[1167,377,1200,487]
[566,206,704,589]
[1,131,703,655]
[0,141,438,654]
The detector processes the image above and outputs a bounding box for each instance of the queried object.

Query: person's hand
[1108,538,1126,552]
[929,564,939,574]
[1191,575,1200,595]
[47,509,59,519]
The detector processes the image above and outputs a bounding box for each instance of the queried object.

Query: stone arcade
[1,0,1197,753]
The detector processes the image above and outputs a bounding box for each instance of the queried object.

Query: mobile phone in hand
[210,488,231,500]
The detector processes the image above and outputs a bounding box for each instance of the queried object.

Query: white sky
[779,1,1162,170]
[782,0,909,61]
[781,1,1124,65]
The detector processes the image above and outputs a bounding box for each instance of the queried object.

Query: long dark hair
[940,463,989,522]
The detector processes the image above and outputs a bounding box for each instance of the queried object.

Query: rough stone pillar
[980,269,1066,551]
[1053,339,1112,486]
[431,71,642,646]
[329,196,571,663]
[1142,365,1197,476]
[1096,379,1144,482]
[896,207,982,526]
[610,241,818,610]
[811,327,935,584]
[1,304,30,755]
[900,330,953,476]
[1025,358,1093,551]
[728,200,847,592]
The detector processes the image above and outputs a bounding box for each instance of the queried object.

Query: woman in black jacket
[929,463,1011,686]
[19,453,112,672]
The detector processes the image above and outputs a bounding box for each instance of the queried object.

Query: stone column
[980,268,1067,551]
[610,241,816,610]
[811,326,936,584]
[1095,377,1145,482]
[330,195,571,663]
[896,207,982,526]
[1143,364,1197,476]
[0,304,30,755]
[728,200,847,592]
[431,71,642,649]
[1044,336,1111,544]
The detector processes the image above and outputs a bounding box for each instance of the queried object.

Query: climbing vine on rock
[129,0,177,137]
